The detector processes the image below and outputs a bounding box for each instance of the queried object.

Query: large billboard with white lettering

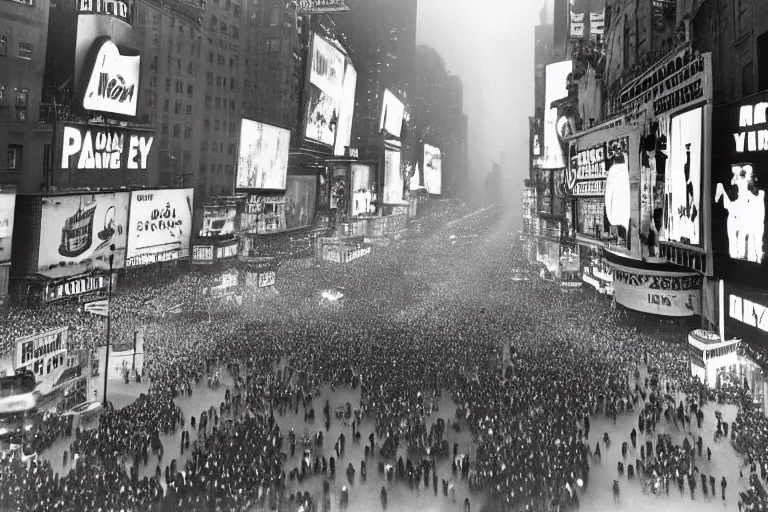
[38,192,130,278]
[55,122,154,173]
[126,189,194,267]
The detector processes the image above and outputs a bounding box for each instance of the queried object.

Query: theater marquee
[610,265,702,317]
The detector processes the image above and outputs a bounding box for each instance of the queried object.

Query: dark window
[743,61,755,97]
[7,145,22,170]
[737,0,750,37]
[269,6,280,26]
[18,42,32,60]
[0,34,8,57]
[187,83,194,96]
[173,124,180,137]
[759,31,768,91]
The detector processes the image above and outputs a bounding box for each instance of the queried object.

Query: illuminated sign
[82,39,140,117]
[192,245,214,264]
[58,123,153,171]
[45,276,107,302]
[733,102,768,153]
[216,243,238,260]
[77,0,133,24]
[571,180,606,197]
[126,189,193,267]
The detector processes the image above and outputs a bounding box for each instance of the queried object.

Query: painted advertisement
[38,192,129,277]
[383,149,404,205]
[612,267,702,317]
[663,106,703,246]
[236,119,291,190]
[126,189,194,267]
[0,188,16,265]
[712,94,768,285]
[305,34,345,147]
[541,61,572,170]
[423,144,442,195]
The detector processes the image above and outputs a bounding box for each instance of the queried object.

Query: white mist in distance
[417,0,545,212]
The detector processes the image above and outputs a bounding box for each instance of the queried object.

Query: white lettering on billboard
[38,192,130,277]
[126,189,194,267]
[60,124,153,171]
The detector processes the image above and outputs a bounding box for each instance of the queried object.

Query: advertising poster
[612,267,702,317]
[567,142,607,197]
[236,119,291,190]
[285,175,317,230]
[537,170,552,214]
[38,192,129,278]
[541,61,571,170]
[380,90,405,139]
[305,34,345,147]
[74,2,135,115]
[334,62,357,156]
[351,163,376,217]
[664,107,702,246]
[56,122,154,173]
[383,149,404,204]
[126,189,194,267]
[712,93,768,284]
[199,205,237,237]
[604,137,630,235]
[0,188,16,265]
[423,144,442,195]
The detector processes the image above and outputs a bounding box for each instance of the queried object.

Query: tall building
[0,0,52,192]
[334,0,418,156]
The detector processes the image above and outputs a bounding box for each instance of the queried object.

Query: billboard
[712,93,768,285]
[334,61,357,156]
[541,61,572,170]
[285,175,317,230]
[126,189,194,267]
[566,142,606,196]
[191,245,214,264]
[199,205,237,237]
[0,188,16,265]
[380,89,405,139]
[305,34,346,147]
[612,267,701,317]
[38,192,130,278]
[383,149,404,204]
[423,144,442,195]
[604,137,630,233]
[56,122,154,172]
[351,163,376,217]
[236,119,290,190]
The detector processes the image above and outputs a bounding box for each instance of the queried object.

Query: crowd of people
[1,201,767,512]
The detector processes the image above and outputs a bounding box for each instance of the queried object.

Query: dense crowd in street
[2,202,768,512]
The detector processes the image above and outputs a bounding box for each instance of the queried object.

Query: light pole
[102,245,115,407]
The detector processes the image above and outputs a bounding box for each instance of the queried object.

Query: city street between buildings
[4,205,758,512]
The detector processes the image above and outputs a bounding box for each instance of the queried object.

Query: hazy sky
[416,0,545,196]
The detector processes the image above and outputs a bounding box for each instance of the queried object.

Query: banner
[38,192,130,278]
[423,144,442,195]
[663,106,702,246]
[612,267,702,317]
[712,93,768,285]
[44,275,107,302]
[541,61,572,170]
[76,0,133,23]
[380,90,405,139]
[305,34,346,146]
[56,122,154,172]
[191,245,214,264]
[334,61,357,156]
[199,205,237,237]
[126,189,193,267]
[617,48,711,117]
[83,299,109,317]
[0,188,16,265]
[15,327,68,375]
[236,119,290,190]
[295,0,349,14]
[216,241,238,260]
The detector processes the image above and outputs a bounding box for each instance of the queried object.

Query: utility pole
[102,245,115,407]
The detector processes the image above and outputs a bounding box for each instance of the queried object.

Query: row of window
[201,141,236,155]
[199,162,235,176]
[163,99,194,116]
[202,119,237,134]
[160,123,193,139]
[0,35,33,60]
[210,16,240,39]
[204,95,237,112]
[208,52,237,69]
[206,72,237,90]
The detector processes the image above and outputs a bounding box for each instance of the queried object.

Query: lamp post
[102,245,115,407]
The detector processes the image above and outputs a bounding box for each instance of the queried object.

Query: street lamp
[102,244,115,407]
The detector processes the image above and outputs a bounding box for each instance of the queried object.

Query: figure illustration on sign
[676,143,698,241]
[59,196,97,258]
[715,163,766,263]
[98,205,117,241]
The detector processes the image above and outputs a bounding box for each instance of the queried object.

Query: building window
[214,120,220,131]
[187,83,194,96]
[184,126,192,138]
[210,164,216,175]
[153,34,159,47]
[162,122,168,134]
[175,80,182,94]
[230,79,235,91]
[228,143,235,155]
[176,59,181,72]
[206,71,213,85]
[209,52,214,63]
[230,99,235,111]
[218,55,225,66]
[173,124,180,137]
[174,100,182,114]
[220,21,227,34]
[18,42,32,60]
[215,97,221,109]
[188,62,193,75]
[233,4,239,17]
[229,57,235,68]
[222,77,227,88]
[211,15,218,31]
[743,61,755,97]
[232,27,239,39]
[269,6,280,26]
[16,88,28,107]
[7,145,21,170]
[201,141,208,152]
[186,105,192,115]
[0,85,4,100]
[163,99,169,112]
[205,95,212,109]
[737,0,750,37]
[203,119,210,130]
[216,76,222,87]
[759,31,768,91]
[165,78,171,92]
